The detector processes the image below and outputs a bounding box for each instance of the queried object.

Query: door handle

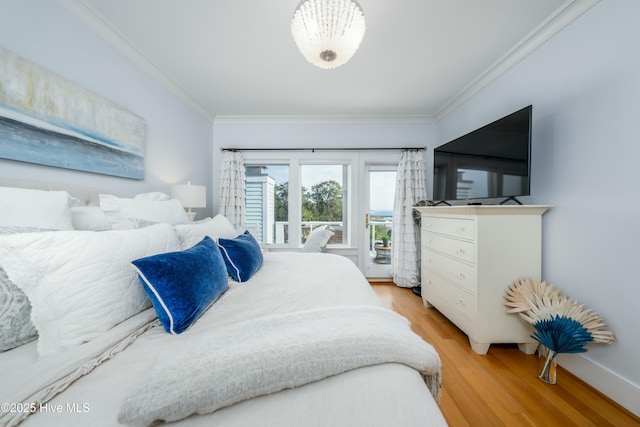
[365,213,369,229]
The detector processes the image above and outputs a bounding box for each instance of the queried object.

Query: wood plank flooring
[370,282,640,427]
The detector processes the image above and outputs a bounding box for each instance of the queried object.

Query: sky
[369,171,396,212]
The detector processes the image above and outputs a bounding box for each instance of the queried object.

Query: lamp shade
[171,183,206,209]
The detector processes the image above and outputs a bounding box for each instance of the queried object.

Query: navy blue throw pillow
[217,231,263,282]
[132,236,228,334]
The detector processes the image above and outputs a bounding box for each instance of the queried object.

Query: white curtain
[218,151,246,228]
[392,149,427,288]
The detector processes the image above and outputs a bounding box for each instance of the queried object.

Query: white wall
[438,0,640,415]
[0,0,214,217]
[212,118,436,213]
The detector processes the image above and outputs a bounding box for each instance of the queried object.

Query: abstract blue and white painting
[0,48,146,179]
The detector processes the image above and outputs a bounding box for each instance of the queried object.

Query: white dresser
[415,205,551,355]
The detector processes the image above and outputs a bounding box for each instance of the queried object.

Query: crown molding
[213,114,435,125]
[434,0,601,121]
[57,0,214,122]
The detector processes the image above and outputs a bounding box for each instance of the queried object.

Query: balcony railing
[274,221,343,244]
[270,218,392,247]
[369,219,393,250]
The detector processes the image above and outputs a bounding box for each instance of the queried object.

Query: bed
[0,182,446,427]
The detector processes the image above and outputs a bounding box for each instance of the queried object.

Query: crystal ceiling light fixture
[291,0,366,69]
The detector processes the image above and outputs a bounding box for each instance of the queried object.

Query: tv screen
[433,105,532,203]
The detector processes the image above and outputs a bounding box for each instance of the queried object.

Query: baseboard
[557,353,640,417]
[367,278,394,284]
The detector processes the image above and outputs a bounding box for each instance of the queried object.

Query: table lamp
[171,182,206,221]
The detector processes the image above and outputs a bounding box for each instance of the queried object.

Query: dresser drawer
[422,216,475,241]
[423,233,475,264]
[423,272,476,321]
[423,249,477,293]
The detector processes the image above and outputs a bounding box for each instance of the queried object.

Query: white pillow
[100,194,189,229]
[134,192,170,201]
[0,187,74,230]
[302,225,335,252]
[174,214,237,249]
[70,206,113,231]
[0,223,181,356]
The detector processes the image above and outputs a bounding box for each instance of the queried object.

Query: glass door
[363,165,397,278]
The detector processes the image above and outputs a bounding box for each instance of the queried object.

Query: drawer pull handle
[457,227,465,232]
[456,299,464,305]
[456,272,465,279]
[456,248,465,254]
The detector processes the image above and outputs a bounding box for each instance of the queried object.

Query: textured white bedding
[0,309,158,427]
[6,252,447,427]
[118,306,440,425]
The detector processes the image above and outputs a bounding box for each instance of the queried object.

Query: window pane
[369,170,395,265]
[245,165,289,244]
[300,164,346,245]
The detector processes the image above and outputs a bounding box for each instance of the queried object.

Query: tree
[301,185,314,221]
[274,182,288,222]
[273,180,343,222]
[307,180,342,221]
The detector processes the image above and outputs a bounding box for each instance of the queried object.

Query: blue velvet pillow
[217,231,263,282]
[132,236,228,334]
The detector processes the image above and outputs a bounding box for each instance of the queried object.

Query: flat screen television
[433,105,532,204]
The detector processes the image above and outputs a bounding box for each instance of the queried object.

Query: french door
[362,164,397,278]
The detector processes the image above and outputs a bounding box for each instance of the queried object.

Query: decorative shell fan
[505,278,615,349]
[504,278,615,383]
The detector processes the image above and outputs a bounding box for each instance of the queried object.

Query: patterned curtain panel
[218,151,246,228]
[392,149,427,288]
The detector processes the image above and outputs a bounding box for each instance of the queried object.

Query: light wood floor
[370,282,640,427]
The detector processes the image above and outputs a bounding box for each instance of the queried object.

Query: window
[245,165,289,244]
[239,149,404,277]
[243,153,352,248]
[300,164,347,244]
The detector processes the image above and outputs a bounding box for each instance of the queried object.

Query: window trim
[241,150,405,258]
[243,151,357,249]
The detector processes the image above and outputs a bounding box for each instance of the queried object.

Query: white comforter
[3,252,447,427]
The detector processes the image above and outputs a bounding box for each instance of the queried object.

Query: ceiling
[61,0,597,121]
